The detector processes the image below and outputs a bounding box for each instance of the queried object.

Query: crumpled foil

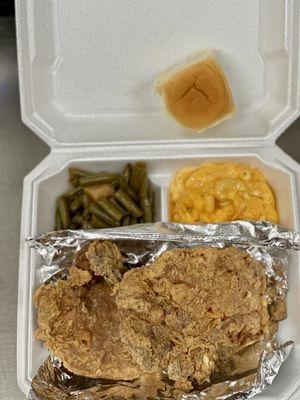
[26,221,300,400]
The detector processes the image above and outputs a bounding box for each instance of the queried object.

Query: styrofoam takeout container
[15,1,300,399]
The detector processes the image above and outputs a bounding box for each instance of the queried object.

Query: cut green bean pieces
[141,197,152,222]
[69,223,78,230]
[82,221,92,230]
[64,186,83,199]
[70,177,79,187]
[89,204,120,227]
[110,197,129,216]
[139,172,148,197]
[69,168,93,186]
[97,198,124,221]
[130,217,137,225]
[82,193,90,210]
[69,167,95,179]
[122,215,131,226]
[71,213,84,227]
[139,173,152,223]
[90,215,109,229]
[56,162,155,230]
[70,195,83,213]
[130,162,146,192]
[113,188,143,218]
[79,173,116,187]
[148,187,154,206]
[123,163,131,185]
[57,197,70,229]
[55,208,63,230]
[119,177,139,202]
[82,209,90,219]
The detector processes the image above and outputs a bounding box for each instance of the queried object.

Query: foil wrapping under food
[27,221,300,400]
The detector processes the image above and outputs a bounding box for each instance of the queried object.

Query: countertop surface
[0,16,299,400]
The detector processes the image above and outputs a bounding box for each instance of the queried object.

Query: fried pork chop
[114,247,271,389]
[34,265,141,380]
[34,241,276,390]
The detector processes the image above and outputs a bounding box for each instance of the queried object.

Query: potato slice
[84,183,114,202]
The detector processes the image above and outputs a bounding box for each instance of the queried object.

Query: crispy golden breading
[85,240,127,287]
[34,266,141,380]
[35,241,277,390]
[114,247,271,388]
[72,244,91,271]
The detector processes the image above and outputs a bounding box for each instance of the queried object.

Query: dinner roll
[155,49,235,132]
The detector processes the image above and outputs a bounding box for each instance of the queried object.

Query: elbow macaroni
[169,163,279,224]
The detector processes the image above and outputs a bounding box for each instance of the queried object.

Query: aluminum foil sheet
[27,221,300,400]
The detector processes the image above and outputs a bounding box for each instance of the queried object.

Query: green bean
[141,198,152,222]
[90,215,109,229]
[71,213,84,227]
[82,220,92,230]
[69,223,78,230]
[57,162,155,231]
[69,167,94,179]
[130,217,137,225]
[89,204,120,227]
[55,208,63,230]
[70,195,83,213]
[123,163,132,185]
[97,198,124,222]
[129,164,139,192]
[82,193,90,210]
[110,197,129,216]
[64,186,83,199]
[70,177,79,187]
[122,215,131,226]
[69,168,94,187]
[57,197,71,229]
[130,162,146,192]
[118,177,139,202]
[79,173,116,187]
[139,175,152,223]
[139,171,148,197]
[148,187,154,206]
[113,188,143,218]
[82,209,90,220]
[111,179,119,190]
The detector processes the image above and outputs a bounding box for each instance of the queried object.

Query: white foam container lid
[16,0,300,145]
[15,1,300,399]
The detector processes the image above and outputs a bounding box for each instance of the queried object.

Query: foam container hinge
[15,0,300,399]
